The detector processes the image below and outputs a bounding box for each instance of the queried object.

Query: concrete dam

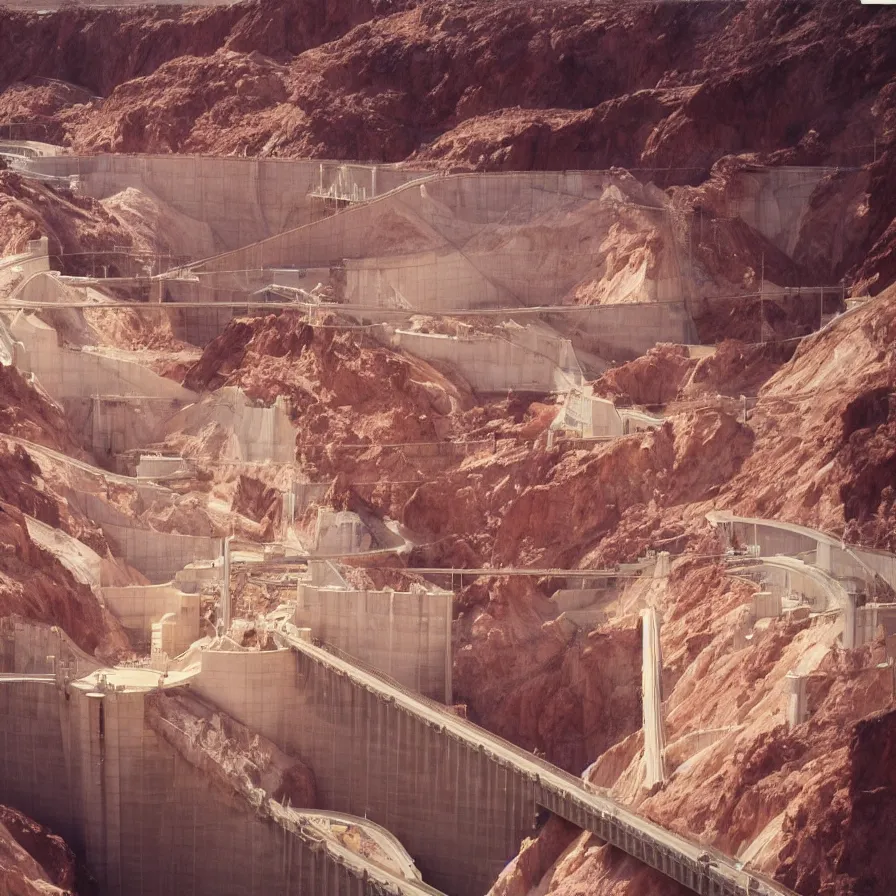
[180,613,793,896]
[0,617,796,896]
[0,143,860,896]
[0,626,446,896]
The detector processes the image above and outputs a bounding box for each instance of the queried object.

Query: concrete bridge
[708,511,896,594]
[234,628,799,896]
[710,511,896,649]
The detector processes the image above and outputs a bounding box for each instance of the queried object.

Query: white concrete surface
[6,302,195,403]
[163,387,295,464]
[552,387,664,438]
[392,321,583,392]
[101,583,200,654]
[641,607,667,788]
[295,581,452,703]
[16,153,432,256]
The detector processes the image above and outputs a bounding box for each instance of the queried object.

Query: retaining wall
[163,388,295,464]
[191,171,633,275]
[346,249,512,311]
[552,388,664,438]
[724,167,836,258]
[98,521,220,583]
[8,305,195,402]
[295,584,452,703]
[63,396,185,458]
[101,583,200,653]
[313,509,373,554]
[392,324,581,392]
[20,154,430,255]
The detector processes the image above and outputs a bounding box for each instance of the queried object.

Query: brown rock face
[231,474,282,539]
[0,805,78,896]
[2,0,895,293]
[775,707,896,896]
[593,344,695,407]
[721,286,896,549]
[182,312,469,453]
[837,387,896,542]
[146,688,318,810]
[0,0,892,172]
[0,806,76,893]
[454,577,642,773]
[0,498,124,659]
[0,366,85,457]
[0,171,136,274]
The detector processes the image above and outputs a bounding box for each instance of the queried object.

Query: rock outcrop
[0,806,78,896]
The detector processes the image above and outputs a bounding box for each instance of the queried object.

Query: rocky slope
[0,0,891,175]
[0,367,129,659]
[146,688,318,809]
[491,556,895,896]
[1,1,896,294]
[181,310,473,450]
[0,806,79,896]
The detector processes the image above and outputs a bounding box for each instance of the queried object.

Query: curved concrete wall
[0,237,49,279]
[101,584,199,652]
[749,558,845,614]
[7,303,195,402]
[206,645,535,895]
[713,513,896,592]
[68,491,220,583]
[392,325,582,392]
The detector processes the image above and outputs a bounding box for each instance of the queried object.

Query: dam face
[292,652,537,894]
[0,675,403,896]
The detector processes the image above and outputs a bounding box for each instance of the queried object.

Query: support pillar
[816,539,832,573]
[785,671,807,729]
[221,536,232,634]
[843,591,857,650]
[752,590,781,620]
[641,607,667,788]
